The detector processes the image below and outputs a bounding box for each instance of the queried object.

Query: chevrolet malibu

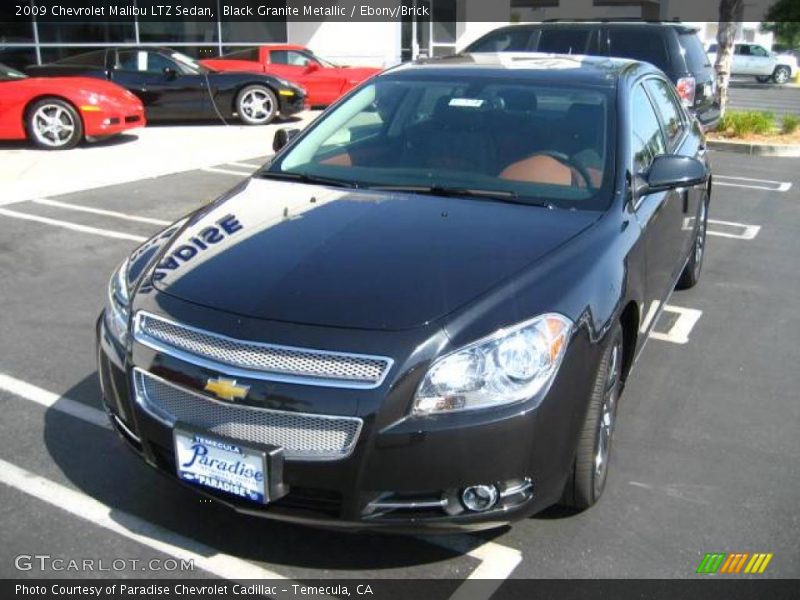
[97,54,711,532]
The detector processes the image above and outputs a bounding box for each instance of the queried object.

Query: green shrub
[718,110,776,137]
[782,114,799,135]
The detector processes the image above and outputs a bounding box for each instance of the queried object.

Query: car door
[644,77,698,262]
[630,82,687,323]
[268,49,342,105]
[748,44,776,75]
[110,50,207,119]
[732,44,754,75]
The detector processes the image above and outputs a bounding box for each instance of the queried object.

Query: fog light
[461,485,498,512]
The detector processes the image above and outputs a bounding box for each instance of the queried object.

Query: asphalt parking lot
[728,79,800,118]
[0,136,798,589]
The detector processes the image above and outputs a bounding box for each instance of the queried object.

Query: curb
[707,139,800,157]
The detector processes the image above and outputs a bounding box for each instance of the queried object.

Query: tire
[676,198,708,290]
[772,66,791,85]
[236,85,278,125]
[26,98,83,150]
[755,75,772,83]
[560,323,623,510]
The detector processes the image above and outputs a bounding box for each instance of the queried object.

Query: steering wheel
[535,150,593,188]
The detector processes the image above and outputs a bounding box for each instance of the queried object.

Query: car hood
[21,76,134,100]
[151,178,598,330]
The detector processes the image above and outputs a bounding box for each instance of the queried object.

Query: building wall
[287,21,402,67]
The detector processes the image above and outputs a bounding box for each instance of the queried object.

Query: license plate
[173,428,268,504]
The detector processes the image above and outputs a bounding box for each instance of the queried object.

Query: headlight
[413,314,573,415]
[105,257,131,345]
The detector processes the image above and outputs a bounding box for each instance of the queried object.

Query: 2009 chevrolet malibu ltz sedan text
[97,53,711,532]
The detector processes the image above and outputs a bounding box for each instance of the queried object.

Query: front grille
[133,312,392,389]
[133,369,362,460]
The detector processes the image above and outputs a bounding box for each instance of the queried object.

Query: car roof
[486,21,699,34]
[384,52,657,88]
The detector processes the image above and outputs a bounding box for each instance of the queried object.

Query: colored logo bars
[697,553,773,574]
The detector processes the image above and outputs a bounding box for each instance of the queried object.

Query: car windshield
[268,75,614,210]
[171,51,210,74]
[0,63,27,81]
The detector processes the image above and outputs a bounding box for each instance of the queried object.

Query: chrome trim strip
[368,498,447,510]
[133,311,394,390]
[500,479,533,499]
[111,413,141,444]
[132,368,364,461]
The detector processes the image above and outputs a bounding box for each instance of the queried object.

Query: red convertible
[0,62,145,150]
[201,45,380,107]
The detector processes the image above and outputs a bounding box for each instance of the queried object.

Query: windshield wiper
[367,185,553,208]
[255,170,358,189]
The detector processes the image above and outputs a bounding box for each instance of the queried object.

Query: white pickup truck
[707,43,797,84]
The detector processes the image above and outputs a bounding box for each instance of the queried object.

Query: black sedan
[27,47,306,125]
[97,54,711,532]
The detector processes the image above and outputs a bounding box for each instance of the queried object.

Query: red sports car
[201,45,380,107]
[0,63,145,150]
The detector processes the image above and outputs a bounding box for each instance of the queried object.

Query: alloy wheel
[774,67,790,84]
[594,340,620,498]
[32,104,76,148]
[239,89,274,123]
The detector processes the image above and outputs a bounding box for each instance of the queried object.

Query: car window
[117,50,178,74]
[736,45,750,56]
[707,44,718,53]
[57,50,106,67]
[750,45,769,57]
[536,29,593,54]
[607,29,670,71]
[271,50,311,66]
[645,78,685,147]
[631,83,666,172]
[271,76,615,211]
[679,32,711,70]
[223,48,259,61]
[466,28,532,53]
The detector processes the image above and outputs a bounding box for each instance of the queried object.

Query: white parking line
[706,219,761,240]
[227,162,262,170]
[0,458,287,580]
[32,198,172,226]
[715,175,792,192]
[0,373,110,430]
[649,305,703,345]
[202,167,253,177]
[0,372,523,588]
[0,208,147,242]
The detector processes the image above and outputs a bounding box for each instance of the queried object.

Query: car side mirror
[636,155,708,196]
[273,128,301,152]
[304,61,320,73]
[163,67,178,79]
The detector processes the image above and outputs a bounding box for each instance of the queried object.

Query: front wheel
[27,98,83,150]
[772,66,791,85]
[236,85,278,125]
[676,198,708,290]
[560,323,623,510]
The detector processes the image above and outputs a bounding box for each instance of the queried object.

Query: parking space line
[202,167,252,177]
[1,372,521,587]
[706,219,761,240]
[0,373,110,430]
[227,162,261,170]
[648,304,703,345]
[31,198,172,226]
[715,175,792,192]
[0,208,147,242]
[0,458,288,580]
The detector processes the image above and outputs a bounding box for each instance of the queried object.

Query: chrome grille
[133,312,392,388]
[133,369,362,460]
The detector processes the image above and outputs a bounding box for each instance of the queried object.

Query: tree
[715,0,744,115]
[761,0,800,49]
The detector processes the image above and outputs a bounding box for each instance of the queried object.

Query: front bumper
[277,91,306,117]
[82,102,146,138]
[97,299,599,533]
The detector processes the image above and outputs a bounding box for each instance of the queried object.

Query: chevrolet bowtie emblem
[204,377,249,402]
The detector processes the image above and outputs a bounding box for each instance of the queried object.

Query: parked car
[706,43,797,84]
[463,21,720,129]
[0,62,145,149]
[201,44,381,107]
[97,53,710,532]
[26,48,306,125]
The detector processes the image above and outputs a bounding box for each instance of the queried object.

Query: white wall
[287,21,402,67]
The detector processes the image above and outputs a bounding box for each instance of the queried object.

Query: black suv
[464,21,720,129]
